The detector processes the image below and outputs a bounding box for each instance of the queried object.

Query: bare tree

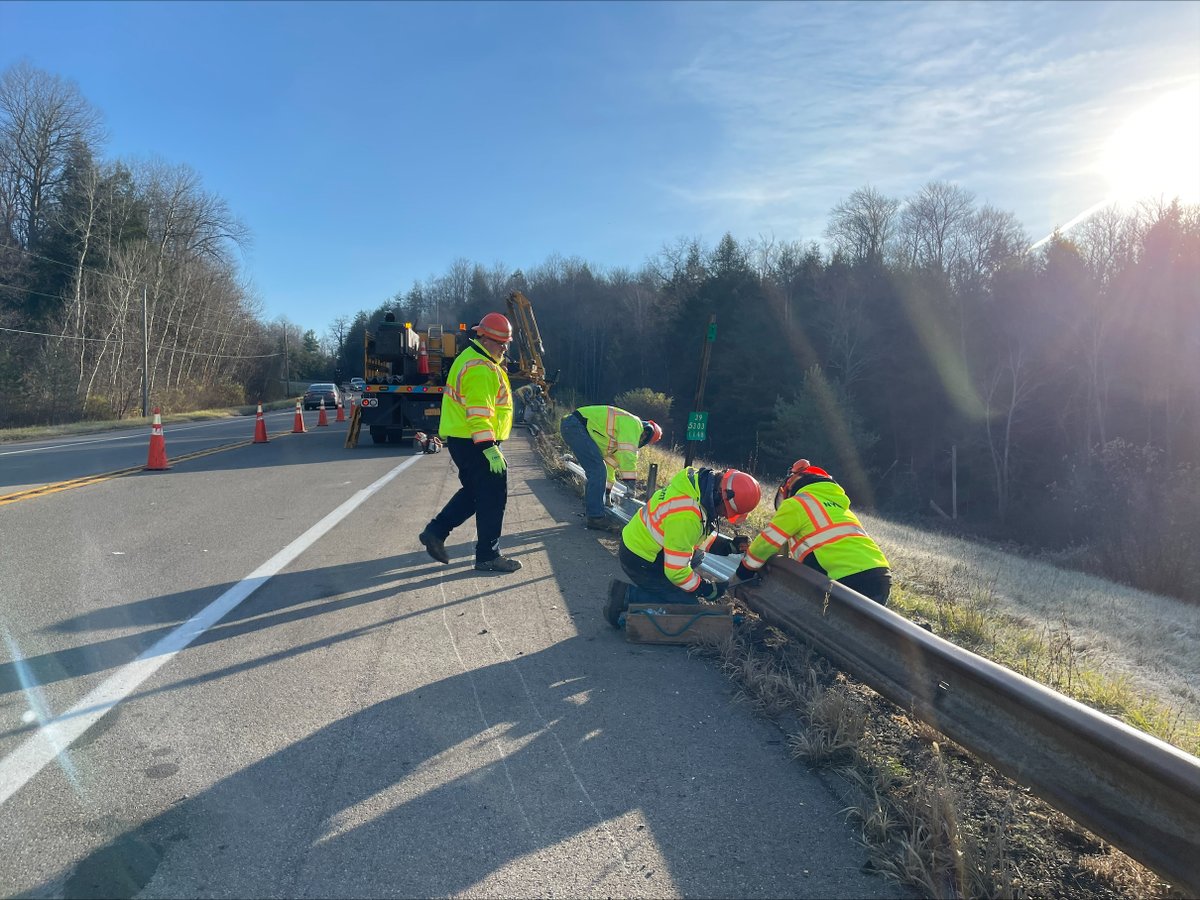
[1076,204,1138,287]
[0,61,103,248]
[983,344,1036,520]
[825,185,900,265]
[954,205,1028,289]
[897,181,975,271]
[325,314,349,357]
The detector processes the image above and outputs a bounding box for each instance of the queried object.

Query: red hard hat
[717,469,761,524]
[642,420,663,446]
[474,312,513,344]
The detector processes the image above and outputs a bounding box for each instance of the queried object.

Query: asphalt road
[0,420,907,899]
[0,408,303,495]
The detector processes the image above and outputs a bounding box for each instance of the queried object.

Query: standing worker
[604,466,761,627]
[418,313,522,573]
[735,459,891,604]
[560,405,663,530]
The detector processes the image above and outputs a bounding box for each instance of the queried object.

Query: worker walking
[736,459,891,604]
[604,466,762,627]
[560,405,663,530]
[418,313,522,573]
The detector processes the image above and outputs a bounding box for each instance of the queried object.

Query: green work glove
[483,445,507,474]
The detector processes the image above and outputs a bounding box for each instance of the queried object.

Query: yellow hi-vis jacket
[576,405,642,486]
[621,467,712,592]
[742,481,889,580]
[439,340,512,444]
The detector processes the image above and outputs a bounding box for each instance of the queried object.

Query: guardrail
[563,459,1200,894]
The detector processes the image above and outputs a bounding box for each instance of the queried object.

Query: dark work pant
[560,413,608,518]
[618,542,699,606]
[838,567,892,606]
[427,437,508,563]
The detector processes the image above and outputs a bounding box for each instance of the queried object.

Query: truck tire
[370,426,387,445]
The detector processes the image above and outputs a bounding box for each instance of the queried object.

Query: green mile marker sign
[686,411,708,441]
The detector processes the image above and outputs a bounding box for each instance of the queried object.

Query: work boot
[586,515,616,532]
[604,579,630,629]
[475,556,522,573]
[418,529,450,565]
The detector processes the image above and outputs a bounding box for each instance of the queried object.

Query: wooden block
[624,602,736,645]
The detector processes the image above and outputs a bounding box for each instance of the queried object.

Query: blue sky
[3,1,1198,335]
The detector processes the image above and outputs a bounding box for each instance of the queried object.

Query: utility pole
[951,443,958,520]
[683,314,717,468]
[141,285,149,417]
[282,324,292,398]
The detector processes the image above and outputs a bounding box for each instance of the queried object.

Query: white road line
[0,413,293,457]
[0,453,423,807]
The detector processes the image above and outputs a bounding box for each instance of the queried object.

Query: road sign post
[683,314,716,468]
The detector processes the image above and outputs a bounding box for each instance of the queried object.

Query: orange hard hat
[775,459,832,509]
[641,420,663,446]
[717,469,761,524]
[474,312,513,344]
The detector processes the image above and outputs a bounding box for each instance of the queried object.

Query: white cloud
[655,0,1200,244]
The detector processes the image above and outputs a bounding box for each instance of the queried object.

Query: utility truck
[347,292,552,447]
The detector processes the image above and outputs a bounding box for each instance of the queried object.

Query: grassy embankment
[0,399,299,444]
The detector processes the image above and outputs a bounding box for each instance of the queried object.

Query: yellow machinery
[348,293,552,447]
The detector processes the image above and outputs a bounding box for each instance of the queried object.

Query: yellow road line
[0,429,296,507]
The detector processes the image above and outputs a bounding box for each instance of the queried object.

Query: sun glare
[1101,81,1200,206]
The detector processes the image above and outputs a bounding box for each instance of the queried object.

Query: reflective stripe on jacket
[438,340,513,443]
[621,467,709,592]
[577,405,642,484]
[743,481,889,580]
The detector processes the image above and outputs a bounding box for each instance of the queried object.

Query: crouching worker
[604,466,761,628]
[560,405,662,530]
[736,459,891,605]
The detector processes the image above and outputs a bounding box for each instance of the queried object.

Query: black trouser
[426,437,508,563]
[618,542,699,605]
[838,567,892,606]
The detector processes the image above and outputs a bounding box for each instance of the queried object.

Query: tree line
[348,192,1198,599]
[3,62,1198,598]
[0,62,317,423]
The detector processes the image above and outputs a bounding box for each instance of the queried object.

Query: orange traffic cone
[253,402,269,443]
[145,408,170,470]
[317,398,329,427]
[292,399,307,433]
[335,397,345,422]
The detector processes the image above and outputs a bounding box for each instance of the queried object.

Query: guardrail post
[646,463,658,498]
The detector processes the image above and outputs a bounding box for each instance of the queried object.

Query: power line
[0,278,269,340]
[0,325,281,359]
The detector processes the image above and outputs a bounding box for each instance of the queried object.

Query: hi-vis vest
[621,467,711,592]
[743,481,889,580]
[439,340,512,444]
[577,405,642,484]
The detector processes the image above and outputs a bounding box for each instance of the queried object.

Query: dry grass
[870,517,1200,754]
[696,626,1178,899]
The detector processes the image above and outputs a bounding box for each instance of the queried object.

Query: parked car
[349,377,366,393]
[303,382,341,411]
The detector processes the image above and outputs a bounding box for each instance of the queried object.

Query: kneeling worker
[561,405,663,530]
[605,466,761,627]
[736,459,891,604]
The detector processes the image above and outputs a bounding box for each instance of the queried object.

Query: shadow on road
[13,439,901,900]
